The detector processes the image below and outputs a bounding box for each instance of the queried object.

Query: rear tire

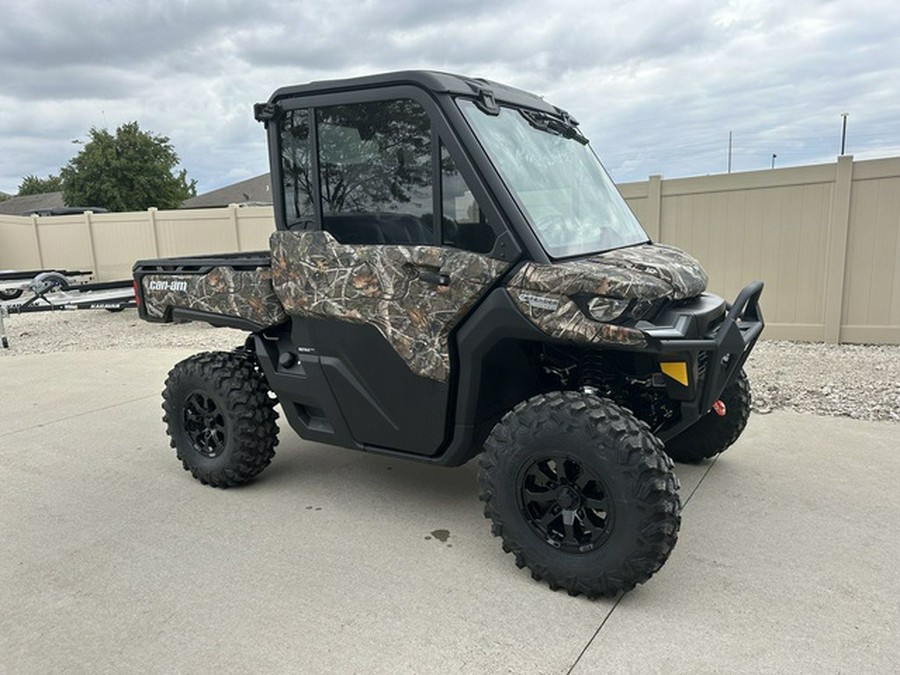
[0,289,23,301]
[162,351,279,487]
[479,392,681,597]
[664,369,751,463]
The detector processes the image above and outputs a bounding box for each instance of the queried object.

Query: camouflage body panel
[506,243,708,347]
[509,243,707,300]
[270,231,509,381]
[142,267,287,327]
[507,288,648,347]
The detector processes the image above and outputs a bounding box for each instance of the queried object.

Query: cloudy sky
[1,0,898,196]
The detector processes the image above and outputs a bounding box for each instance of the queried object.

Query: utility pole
[771,154,777,169]
[840,113,849,155]
[727,131,732,173]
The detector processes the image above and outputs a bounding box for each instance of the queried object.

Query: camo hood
[506,243,708,347]
[508,243,708,301]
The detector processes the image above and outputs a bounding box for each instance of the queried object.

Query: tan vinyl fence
[0,205,276,282]
[2,155,899,344]
[620,155,900,345]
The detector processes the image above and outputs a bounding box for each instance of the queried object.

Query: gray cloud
[1,0,898,195]
[0,1,254,70]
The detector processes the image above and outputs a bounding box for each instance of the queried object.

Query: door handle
[406,263,451,286]
[416,269,451,286]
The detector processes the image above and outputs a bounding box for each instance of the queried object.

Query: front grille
[697,351,709,380]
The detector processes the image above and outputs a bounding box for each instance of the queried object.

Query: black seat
[323,212,432,245]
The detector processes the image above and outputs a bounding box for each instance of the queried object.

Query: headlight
[587,296,631,323]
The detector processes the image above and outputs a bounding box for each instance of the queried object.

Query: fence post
[84,211,100,279]
[823,155,854,344]
[229,204,242,251]
[31,215,45,268]
[148,208,161,257]
[646,175,663,242]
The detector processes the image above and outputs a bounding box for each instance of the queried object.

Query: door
[270,95,509,455]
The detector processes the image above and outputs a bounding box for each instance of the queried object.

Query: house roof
[181,174,272,209]
[0,191,65,216]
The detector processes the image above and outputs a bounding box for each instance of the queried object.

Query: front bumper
[640,281,765,441]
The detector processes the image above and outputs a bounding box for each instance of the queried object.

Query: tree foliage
[60,121,196,211]
[18,174,64,196]
[281,99,432,223]
[318,100,431,213]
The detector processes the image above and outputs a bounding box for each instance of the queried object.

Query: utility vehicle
[134,71,763,597]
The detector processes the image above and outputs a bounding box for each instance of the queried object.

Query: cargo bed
[133,251,287,331]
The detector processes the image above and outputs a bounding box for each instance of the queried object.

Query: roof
[181,174,271,209]
[263,70,560,116]
[25,206,108,216]
[0,191,65,216]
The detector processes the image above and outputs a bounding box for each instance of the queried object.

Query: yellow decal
[660,361,689,386]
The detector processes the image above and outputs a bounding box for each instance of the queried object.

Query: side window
[280,109,314,227]
[317,99,433,245]
[440,144,496,254]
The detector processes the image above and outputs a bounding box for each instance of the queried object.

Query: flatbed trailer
[0,268,93,300]
[0,278,135,348]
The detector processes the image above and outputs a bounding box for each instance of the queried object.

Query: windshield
[458,100,648,258]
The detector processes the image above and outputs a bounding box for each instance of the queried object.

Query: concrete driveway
[1,350,898,673]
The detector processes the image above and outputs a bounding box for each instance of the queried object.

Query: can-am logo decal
[520,292,559,312]
[148,279,188,292]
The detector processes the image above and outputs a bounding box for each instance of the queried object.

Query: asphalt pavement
[1,350,898,673]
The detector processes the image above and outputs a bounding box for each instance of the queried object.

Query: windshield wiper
[520,110,588,145]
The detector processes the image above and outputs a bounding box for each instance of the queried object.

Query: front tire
[162,351,279,487]
[664,369,751,464]
[479,392,681,597]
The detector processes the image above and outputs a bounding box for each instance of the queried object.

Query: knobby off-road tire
[162,351,279,487]
[665,369,751,464]
[479,392,681,598]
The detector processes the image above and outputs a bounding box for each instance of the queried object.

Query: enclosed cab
[134,71,763,597]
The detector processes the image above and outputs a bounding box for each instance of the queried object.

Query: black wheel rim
[182,391,227,458]
[518,456,614,553]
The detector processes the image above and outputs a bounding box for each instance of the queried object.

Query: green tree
[60,121,197,211]
[317,99,432,213]
[18,174,64,195]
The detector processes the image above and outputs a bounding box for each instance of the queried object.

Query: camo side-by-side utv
[134,71,763,597]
